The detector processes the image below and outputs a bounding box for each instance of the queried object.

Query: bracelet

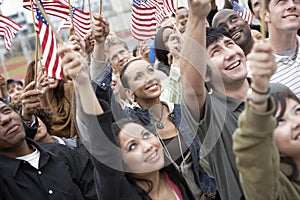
[247,88,270,105]
[251,87,270,95]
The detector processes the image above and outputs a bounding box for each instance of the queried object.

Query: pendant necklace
[153,104,165,129]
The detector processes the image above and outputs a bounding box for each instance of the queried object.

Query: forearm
[180,13,208,119]
[233,101,280,199]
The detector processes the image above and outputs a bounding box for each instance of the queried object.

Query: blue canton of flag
[133,0,147,7]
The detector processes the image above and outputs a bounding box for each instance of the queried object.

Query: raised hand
[91,14,110,44]
[247,41,276,93]
[0,74,8,99]
[58,45,88,83]
[20,81,42,121]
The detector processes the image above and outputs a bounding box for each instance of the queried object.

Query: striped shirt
[271,36,300,99]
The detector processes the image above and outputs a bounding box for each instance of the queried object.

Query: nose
[227,22,237,34]
[224,47,236,60]
[0,114,12,126]
[287,0,296,10]
[291,115,300,129]
[142,140,154,153]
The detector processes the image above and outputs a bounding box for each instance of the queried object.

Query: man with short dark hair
[181,0,283,199]
[212,9,255,55]
[0,99,97,200]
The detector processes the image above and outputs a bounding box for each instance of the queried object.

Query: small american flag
[0,15,22,51]
[23,0,91,39]
[131,0,165,41]
[232,1,253,24]
[36,0,63,79]
[57,18,72,32]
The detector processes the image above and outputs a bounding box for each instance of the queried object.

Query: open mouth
[145,150,159,162]
[293,133,300,140]
[283,14,298,19]
[225,61,240,70]
[231,30,242,40]
[145,83,159,91]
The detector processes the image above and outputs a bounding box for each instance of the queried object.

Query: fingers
[247,41,276,90]
[92,14,110,43]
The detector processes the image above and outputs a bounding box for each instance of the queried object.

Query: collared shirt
[0,139,97,200]
[181,82,287,200]
[271,35,300,99]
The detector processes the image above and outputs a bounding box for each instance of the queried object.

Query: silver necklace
[153,104,165,129]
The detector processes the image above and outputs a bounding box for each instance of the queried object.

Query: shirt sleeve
[233,99,281,200]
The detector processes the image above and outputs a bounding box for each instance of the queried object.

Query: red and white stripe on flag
[0,15,22,51]
[131,5,157,41]
[23,0,91,39]
[131,0,166,41]
[36,2,63,80]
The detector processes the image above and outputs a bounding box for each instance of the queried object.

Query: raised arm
[180,0,211,120]
[233,41,280,199]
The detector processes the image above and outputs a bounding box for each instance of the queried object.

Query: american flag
[69,6,91,38]
[23,0,91,39]
[57,18,72,32]
[36,0,63,79]
[0,15,22,51]
[131,0,166,41]
[232,1,253,24]
[163,0,176,16]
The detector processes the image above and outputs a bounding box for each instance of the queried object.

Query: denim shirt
[125,104,217,198]
[90,60,216,197]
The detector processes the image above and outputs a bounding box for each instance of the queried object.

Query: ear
[262,10,271,23]
[124,88,135,102]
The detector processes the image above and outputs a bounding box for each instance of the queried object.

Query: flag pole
[36,1,64,45]
[100,0,103,15]
[260,0,266,40]
[68,0,75,35]
[175,0,178,26]
[30,0,39,88]
[88,0,92,22]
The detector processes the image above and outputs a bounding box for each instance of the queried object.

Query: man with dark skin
[212,9,255,55]
[0,97,97,200]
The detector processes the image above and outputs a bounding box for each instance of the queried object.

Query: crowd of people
[0,0,299,199]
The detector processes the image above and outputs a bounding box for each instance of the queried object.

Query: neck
[135,171,164,198]
[1,139,34,158]
[137,98,161,109]
[268,28,298,52]
[214,79,249,101]
[294,157,300,172]
[243,37,254,56]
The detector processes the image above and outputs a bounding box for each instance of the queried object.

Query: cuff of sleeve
[240,98,276,137]
[169,67,181,81]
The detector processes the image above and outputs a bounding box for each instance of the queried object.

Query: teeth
[232,32,241,39]
[227,61,239,70]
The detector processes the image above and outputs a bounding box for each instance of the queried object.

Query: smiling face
[274,97,300,159]
[0,102,25,153]
[7,83,23,103]
[118,122,164,173]
[206,36,247,88]
[108,44,132,74]
[212,9,252,51]
[177,7,189,33]
[122,60,162,103]
[266,0,300,32]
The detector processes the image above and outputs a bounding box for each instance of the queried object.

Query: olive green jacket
[233,100,300,200]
